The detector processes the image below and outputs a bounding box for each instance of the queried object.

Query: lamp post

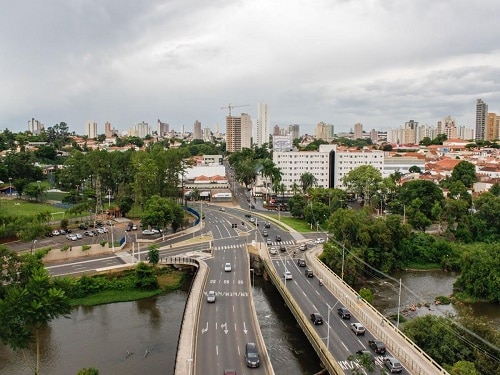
[384,279,402,329]
[326,301,340,351]
[9,177,12,196]
[30,239,37,255]
[250,268,255,288]
[341,243,345,280]
[107,188,111,208]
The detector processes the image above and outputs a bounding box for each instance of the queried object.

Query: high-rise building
[255,102,269,147]
[104,122,112,138]
[193,120,202,140]
[226,113,253,152]
[131,121,151,138]
[157,119,169,137]
[486,113,500,141]
[203,127,211,142]
[273,125,281,136]
[288,124,300,139]
[353,123,363,140]
[476,99,488,141]
[28,118,44,135]
[241,113,252,150]
[86,121,98,139]
[315,122,334,141]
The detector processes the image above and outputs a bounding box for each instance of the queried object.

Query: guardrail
[305,247,449,375]
[260,246,344,375]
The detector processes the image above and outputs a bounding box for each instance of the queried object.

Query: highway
[194,207,269,375]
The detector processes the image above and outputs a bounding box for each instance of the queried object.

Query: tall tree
[300,172,317,193]
[451,161,477,187]
[342,165,382,205]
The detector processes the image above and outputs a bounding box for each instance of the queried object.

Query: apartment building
[254,102,269,147]
[226,113,252,152]
[476,99,488,141]
[86,121,98,139]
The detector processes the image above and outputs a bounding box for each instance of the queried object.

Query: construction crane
[221,103,250,117]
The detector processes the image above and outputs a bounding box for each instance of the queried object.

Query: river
[1,270,496,375]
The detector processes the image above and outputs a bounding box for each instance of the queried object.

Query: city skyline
[2,1,500,135]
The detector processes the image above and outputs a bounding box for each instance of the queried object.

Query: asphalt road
[194,208,268,375]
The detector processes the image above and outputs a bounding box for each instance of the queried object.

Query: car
[245,342,260,368]
[350,322,366,335]
[142,229,154,235]
[266,239,272,246]
[102,227,109,233]
[59,229,66,235]
[151,228,160,234]
[284,271,293,280]
[297,259,306,267]
[224,370,236,375]
[96,227,105,234]
[66,234,77,241]
[262,230,268,237]
[249,217,255,223]
[132,224,138,230]
[83,231,94,237]
[275,235,281,242]
[310,313,324,325]
[79,223,89,230]
[207,290,216,303]
[126,223,133,231]
[280,244,286,252]
[219,207,225,211]
[315,238,325,244]
[264,222,271,228]
[368,339,386,354]
[224,263,232,272]
[269,247,277,255]
[305,268,314,278]
[299,244,307,251]
[384,357,403,373]
[337,307,351,319]
[75,233,83,240]
[51,230,60,236]
[244,213,251,218]
[355,350,375,364]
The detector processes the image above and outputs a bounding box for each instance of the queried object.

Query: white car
[75,233,83,239]
[284,271,293,280]
[142,229,154,235]
[224,263,232,272]
[66,234,77,241]
[315,238,325,244]
[207,291,216,303]
[269,247,278,255]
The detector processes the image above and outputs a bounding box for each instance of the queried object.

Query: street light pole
[250,268,255,287]
[397,278,402,329]
[341,244,345,280]
[31,239,37,255]
[9,177,12,196]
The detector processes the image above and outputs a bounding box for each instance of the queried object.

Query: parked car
[66,234,77,241]
[384,357,403,373]
[206,290,216,303]
[96,227,105,234]
[337,307,351,319]
[245,343,260,368]
[126,223,133,231]
[315,238,325,244]
[297,259,306,267]
[299,244,307,251]
[142,229,154,235]
[368,339,386,354]
[83,231,94,237]
[59,229,66,235]
[132,224,138,230]
[350,322,366,335]
[224,263,232,272]
[79,223,89,230]
[310,313,324,325]
[283,271,293,280]
[75,233,83,240]
[51,230,60,236]
[305,269,314,278]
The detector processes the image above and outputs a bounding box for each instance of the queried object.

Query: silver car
[206,291,216,303]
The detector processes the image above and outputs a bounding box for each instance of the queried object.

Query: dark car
[245,343,260,368]
[264,222,271,228]
[79,223,89,230]
[305,269,314,278]
[280,244,286,252]
[337,307,351,319]
[245,213,251,218]
[297,259,306,267]
[275,235,281,242]
[368,339,386,354]
[310,313,323,325]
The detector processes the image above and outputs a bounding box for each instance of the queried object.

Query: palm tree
[291,182,300,196]
[300,172,317,193]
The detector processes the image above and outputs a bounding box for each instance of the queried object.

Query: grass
[0,198,69,216]
[266,214,315,232]
[404,262,442,270]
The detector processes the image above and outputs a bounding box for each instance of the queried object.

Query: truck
[368,339,386,354]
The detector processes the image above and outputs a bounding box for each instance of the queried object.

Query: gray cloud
[1,0,500,135]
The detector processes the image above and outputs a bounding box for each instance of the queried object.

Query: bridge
[170,207,449,375]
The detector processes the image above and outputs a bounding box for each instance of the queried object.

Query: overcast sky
[2,0,500,136]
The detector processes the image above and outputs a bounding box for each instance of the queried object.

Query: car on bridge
[284,270,293,280]
[280,244,286,252]
[368,339,386,354]
[264,222,271,228]
[299,244,307,251]
[337,307,351,319]
[245,343,260,368]
[206,291,216,303]
[310,313,323,325]
[350,322,366,335]
[384,356,403,373]
[297,259,306,267]
[305,268,314,278]
[224,263,232,272]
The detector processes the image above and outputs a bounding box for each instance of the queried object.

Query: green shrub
[61,244,70,252]
[100,240,107,247]
[82,245,91,251]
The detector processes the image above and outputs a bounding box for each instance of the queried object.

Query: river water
[1,271,497,375]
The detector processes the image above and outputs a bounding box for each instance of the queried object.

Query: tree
[77,368,100,375]
[148,244,160,268]
[0,262,71,375]
[451,161,477,187]
[300,172,317,193]
[489,182,500,197]
[287,194,307,218]
[449,361,480,375]
[393,180,445,220]
[342,165,382,205]
[408,165,422,173]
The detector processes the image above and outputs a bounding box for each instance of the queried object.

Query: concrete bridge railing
[305,247,449,375]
